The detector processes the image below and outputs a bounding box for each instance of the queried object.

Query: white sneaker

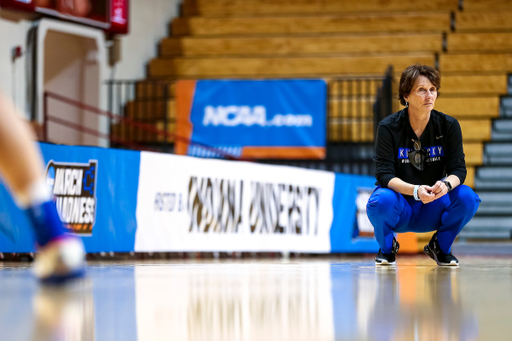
[33,236,85,283]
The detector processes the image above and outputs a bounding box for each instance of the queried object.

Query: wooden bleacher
[462,0,512,12]
[435,97,500,118]
[465,142,483,165]
[180,0,458,17]
[161,34,443,57]
[440,53,512,74]
[135,81,175,99]
[172,14,451,36]
[459,120,492,141]
[441,75,508,94]
[456,12,512,32]
[441,5,512,189]
[149,54,435,78]
[448,33,512,52]
[114,0,512,188]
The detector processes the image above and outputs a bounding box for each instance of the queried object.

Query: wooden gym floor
[0,255,511,340]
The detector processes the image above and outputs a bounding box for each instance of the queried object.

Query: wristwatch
[442,180,452,192]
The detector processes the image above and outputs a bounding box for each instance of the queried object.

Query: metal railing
[43,91,170,151]
[42,91,240,160]
[106,80,174,152]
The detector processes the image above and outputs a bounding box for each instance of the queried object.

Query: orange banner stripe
[241,147,325,159]
[175,80,197,155]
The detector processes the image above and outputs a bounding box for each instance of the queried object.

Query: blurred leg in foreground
[0,91,84,283]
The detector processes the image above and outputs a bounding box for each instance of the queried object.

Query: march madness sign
[45,160,98,235]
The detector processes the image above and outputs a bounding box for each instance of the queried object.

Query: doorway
[37,19,107,147]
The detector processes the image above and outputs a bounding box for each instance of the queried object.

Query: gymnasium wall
[0,0,181,119]
[0,11,32,117]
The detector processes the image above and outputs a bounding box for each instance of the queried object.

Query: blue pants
[366,185,481,254]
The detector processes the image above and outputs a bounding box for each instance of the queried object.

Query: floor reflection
[1,258,512,340]
[365,266,478,341]
[32,281,95,341]
[135,263,335,341]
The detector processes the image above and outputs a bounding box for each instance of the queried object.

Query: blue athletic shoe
[25,200,85,283]
[33,236,85,284]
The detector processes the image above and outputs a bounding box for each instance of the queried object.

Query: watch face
[443,181,452,191]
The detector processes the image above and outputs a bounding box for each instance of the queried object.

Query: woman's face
[404,75,437,114]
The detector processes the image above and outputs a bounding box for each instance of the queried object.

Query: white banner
[135,152,335,253]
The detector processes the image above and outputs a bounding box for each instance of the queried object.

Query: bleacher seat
[180,0,458,17]
[441,75,508,94]
[456,12,512,32]
[161,34,443,57]
[448,33,512,52]
[440,53,512,74]
[435,97,500,119]
[462,0,512,12]
[172,14,451,36]
[149,54,435,78]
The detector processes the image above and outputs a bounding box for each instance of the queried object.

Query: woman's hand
[431,180,449,200]
[418,185,436,204]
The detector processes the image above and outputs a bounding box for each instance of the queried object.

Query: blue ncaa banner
[330,173,379,253]
[175,79,327,159]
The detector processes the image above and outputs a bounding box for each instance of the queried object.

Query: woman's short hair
[398,64,440,106]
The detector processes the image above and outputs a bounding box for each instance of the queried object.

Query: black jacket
[374,108,467,189]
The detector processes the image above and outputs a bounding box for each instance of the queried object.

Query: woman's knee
[366,188,400,215]
[451,185,481,213]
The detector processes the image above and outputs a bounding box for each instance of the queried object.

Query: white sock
[14,178,52,209]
